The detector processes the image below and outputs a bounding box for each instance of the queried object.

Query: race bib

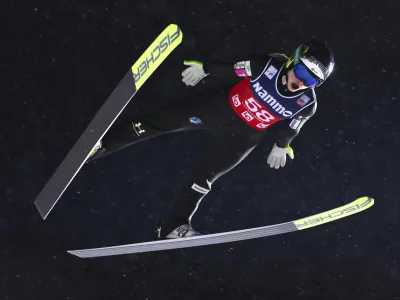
[229,78,283,130]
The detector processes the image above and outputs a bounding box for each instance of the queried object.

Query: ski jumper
[89,54,317,237]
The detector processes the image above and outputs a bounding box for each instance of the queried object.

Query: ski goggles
[293,63,319,88]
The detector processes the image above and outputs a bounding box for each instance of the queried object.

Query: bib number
[229,93,283,131]
[244,97,275,123]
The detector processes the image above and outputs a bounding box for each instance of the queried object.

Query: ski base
[34,24,183,219]
[68,196,374,258]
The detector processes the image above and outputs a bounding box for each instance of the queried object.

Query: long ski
[68,196,374,258]
[34,24,183,219]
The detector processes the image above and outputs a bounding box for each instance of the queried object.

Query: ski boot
[156,219,201,239]
[87,140,105,163]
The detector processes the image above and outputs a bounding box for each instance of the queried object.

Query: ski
[68,196,374,258]
[34,24,183,220]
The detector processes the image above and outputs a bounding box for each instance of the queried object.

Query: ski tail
[67,197,374,258]
[34,24,183,220]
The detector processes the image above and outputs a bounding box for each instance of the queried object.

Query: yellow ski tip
[131,24,183,90]
[294,196,374,230]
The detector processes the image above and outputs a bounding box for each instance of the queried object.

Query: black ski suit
[89,54,317,237]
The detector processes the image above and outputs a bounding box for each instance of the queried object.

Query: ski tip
[353,196,374,207]
[167,23,180,29]
[131,23,183,90]
[294,196,374,230]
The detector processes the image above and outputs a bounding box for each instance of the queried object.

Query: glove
[267,143,294,169]
[181,60,209,86]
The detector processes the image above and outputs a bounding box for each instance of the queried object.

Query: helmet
[287,40,335,87]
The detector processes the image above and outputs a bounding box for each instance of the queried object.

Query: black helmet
[287,40,335,86]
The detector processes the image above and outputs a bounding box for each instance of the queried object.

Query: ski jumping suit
[89,54,317,237]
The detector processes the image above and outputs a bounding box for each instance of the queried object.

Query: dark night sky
[1,0,400,299]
